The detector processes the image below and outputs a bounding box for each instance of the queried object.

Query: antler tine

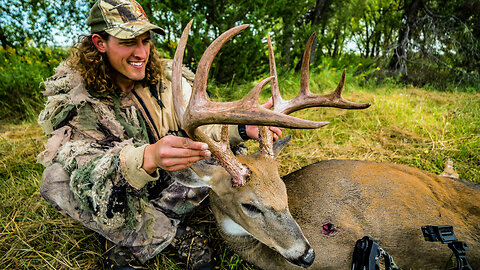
[275,33,371,116]
[172,20,193,127]
[299,32,316,97]
[189,24,251,114]
[261,33,326,159]
[267,35,285,109]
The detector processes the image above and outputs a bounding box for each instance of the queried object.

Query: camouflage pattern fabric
[40,163,176,263]
[87,0,165,38]
[36,60,240,262]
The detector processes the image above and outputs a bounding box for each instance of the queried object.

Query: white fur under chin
[221,217,252,236]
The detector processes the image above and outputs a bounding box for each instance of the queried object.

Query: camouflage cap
[87,0,165,39]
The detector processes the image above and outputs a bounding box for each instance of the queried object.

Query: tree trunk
[0,27,13,49]
[280,24,294,70]
[364,14,371,58]
[388,0,423,76]
[308,0,333,65]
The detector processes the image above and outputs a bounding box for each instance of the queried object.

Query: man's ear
[92,34,107,53]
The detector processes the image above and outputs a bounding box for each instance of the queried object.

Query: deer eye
[241,203,262,214]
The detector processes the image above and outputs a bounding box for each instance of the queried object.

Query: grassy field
[1,73,479,269]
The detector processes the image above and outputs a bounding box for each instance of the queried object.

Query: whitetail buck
[171,21,480,269]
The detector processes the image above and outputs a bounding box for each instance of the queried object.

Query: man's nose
[133,42,148,59]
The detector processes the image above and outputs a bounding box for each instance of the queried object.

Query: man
[37,0,281,269]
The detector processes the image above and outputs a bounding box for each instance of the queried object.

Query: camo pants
[40,163,209,263]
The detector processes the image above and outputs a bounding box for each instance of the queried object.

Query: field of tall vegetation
[0,47,479,269]
[0,46,67,121]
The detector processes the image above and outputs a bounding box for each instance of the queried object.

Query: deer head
[170,21,370,268]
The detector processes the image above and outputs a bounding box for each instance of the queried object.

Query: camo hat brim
[87,0,165,39]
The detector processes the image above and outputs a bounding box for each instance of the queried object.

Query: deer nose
[301,248,315,267]
[292,247,315,268]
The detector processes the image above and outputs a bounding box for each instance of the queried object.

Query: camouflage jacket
[37,60,245,232]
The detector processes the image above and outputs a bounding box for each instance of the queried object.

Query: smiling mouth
[129,62,144,68]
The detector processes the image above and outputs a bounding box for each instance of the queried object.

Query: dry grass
[0,86,479,269]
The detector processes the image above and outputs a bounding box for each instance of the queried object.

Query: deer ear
[272,135,292,156]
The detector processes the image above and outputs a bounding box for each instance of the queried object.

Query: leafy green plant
[0,46,67,122]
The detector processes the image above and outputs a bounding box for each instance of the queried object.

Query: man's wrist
[142,144,158,175]
[120,144,159,190]
[237,125,250,140]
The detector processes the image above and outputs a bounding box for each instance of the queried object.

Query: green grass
[1,69,479,269]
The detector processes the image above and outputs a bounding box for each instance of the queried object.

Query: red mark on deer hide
[322,223,337,235]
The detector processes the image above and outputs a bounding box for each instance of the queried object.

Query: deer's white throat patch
[221,217,252,236]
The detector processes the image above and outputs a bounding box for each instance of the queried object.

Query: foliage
[0,0,91,48]
[0,46,68,122]
[3,0,480,88]
[139,0,319,83]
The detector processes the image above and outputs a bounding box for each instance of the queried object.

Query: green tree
[140,0,299,83]
[386,0,480,85]
[0,0,91,48]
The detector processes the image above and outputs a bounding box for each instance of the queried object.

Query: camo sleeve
[37,66,156,230]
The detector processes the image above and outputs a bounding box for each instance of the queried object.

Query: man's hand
[245,126,282,141]
[143,135,211,173]
[245,97,283,141]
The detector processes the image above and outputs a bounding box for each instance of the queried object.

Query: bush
[0,46,68,122]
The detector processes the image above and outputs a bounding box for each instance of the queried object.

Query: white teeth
[129,62,143,67]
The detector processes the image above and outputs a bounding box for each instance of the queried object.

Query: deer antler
[173,21,336,186]
[268,33,371,115]
[259,33,371,159]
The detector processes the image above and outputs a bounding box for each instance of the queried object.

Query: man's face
[103,32,151,83]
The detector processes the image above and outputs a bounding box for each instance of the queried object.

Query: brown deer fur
[281,159,480,269]
[201,157,480,269]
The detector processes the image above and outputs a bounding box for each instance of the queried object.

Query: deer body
[205,158,480,269]
[284,159,480,269]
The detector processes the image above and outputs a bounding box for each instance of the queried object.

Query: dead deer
[170,21,480,269]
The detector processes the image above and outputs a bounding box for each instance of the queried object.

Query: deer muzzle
[288,247,315,268]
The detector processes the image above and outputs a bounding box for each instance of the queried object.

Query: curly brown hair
[66,31,163,95]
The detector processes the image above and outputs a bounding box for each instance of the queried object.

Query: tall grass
[0,46,67,122]
[1,58,479,269]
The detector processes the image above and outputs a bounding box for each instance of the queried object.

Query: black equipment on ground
[351,236,400,270]
[422,225,473,270]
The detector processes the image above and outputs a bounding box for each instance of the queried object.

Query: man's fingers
[158,147,210,159]
[269,126,283,141]
[163,135,209,150]
[161,156,207,171]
